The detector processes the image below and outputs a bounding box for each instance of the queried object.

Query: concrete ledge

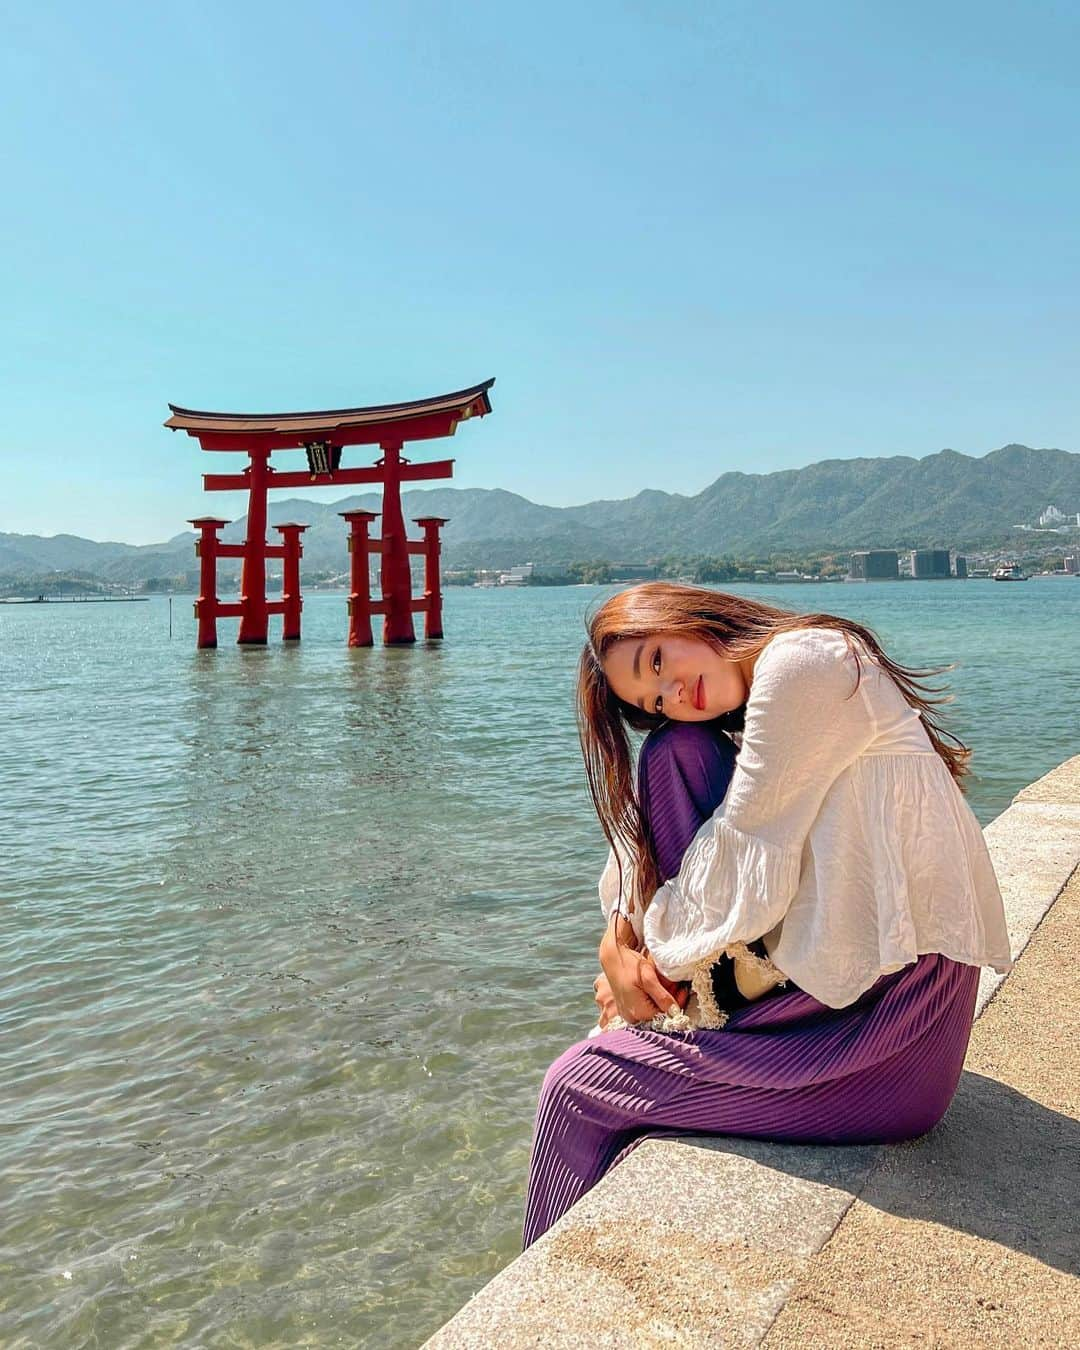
[976,759,1080,1013]
[425,756,1080,1348]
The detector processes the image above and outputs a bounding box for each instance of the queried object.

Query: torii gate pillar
[189,516,231,649]
[274,523,307,641]
[341,509,378,648]
[414,516,447,639]
[238,448,272,644]
[379,442,415,645]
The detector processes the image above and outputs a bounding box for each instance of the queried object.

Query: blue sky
[3,1,1079,543]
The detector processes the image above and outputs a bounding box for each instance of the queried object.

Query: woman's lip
[695,675,705,711]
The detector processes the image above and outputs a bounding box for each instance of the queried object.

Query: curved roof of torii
[164,379,494,450]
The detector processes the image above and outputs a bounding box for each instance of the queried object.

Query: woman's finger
[616,996,657,1024]
[641,948,683,1000]
[637,962,679,1016]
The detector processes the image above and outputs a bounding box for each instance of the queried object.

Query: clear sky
[4,1,1079,543]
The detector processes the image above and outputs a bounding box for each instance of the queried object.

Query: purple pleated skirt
[523,721,980,1248]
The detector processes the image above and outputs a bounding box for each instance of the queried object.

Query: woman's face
[602,632,750,722]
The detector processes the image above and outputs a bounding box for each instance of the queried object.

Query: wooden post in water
[341,509,379,647]
[237,448,271,645]
[413,516,448,639]
[377,442,416,645]
[275,523,307,641]
[188,517,231,649]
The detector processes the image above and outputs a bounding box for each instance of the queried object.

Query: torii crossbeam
[166,379,494,647]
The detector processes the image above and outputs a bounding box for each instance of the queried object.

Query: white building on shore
[498,563,534,586]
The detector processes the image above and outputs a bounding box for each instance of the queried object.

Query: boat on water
[991,563,1027,582]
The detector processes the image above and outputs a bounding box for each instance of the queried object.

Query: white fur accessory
[590,943,787,1037]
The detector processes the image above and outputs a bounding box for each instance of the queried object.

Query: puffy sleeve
[598,838,646,945]
[643,628,880,979]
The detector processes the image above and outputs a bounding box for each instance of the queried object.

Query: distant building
[609,563,658,581]
[1065,555,1079,575]
[1038,505,1068,526]
[499,563,534,585]
[955,555,968,579]
[911,549,951,579]
[849,550,899,581]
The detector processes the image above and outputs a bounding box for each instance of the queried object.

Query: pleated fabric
[523,721,980,1249]
[637,719,737,884]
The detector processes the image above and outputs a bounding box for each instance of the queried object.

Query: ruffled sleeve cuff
[643,817,801,980]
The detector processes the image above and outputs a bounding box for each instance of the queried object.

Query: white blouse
[599,627,1013,1009]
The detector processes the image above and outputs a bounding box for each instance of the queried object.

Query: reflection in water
[341,642,450,789]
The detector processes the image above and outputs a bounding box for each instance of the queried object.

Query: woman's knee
[641,719,734,771]
[539,1038,595,1105]
[638,720,736,817]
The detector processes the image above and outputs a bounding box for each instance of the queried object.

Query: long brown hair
[577,582,971,912]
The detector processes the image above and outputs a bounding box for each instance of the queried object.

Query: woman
[523,584,1011,1247]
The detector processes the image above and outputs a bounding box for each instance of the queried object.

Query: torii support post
[378,442,415,645]
[274,523,307,641]
[237,447,271,644]
[189,517,230,649]
[413,516,447,639]
[340,510,379,648]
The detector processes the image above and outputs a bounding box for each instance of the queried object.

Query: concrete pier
[425,756,1080,1348]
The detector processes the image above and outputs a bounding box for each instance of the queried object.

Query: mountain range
[3,444,1077,583]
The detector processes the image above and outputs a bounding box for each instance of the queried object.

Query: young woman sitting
[523,583,1011,1248]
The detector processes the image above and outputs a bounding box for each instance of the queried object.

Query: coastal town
[459,536,1080,587]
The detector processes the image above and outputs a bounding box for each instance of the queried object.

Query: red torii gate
[165,380,494,647]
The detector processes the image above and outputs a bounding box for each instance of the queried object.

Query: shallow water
[1,580,1076,1347]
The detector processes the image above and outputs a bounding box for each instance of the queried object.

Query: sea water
[1,581,1076,1347]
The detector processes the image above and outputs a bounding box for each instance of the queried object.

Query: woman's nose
[661,677,684,704]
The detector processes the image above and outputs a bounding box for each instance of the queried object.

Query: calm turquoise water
[1,581,1077,1347]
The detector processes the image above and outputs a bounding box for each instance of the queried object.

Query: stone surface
[425,1140,880,1347]
[1012,756,1080,804]
[976,755,1080,1013]
[762,867,1080,1349]
[425,756,1080,1348]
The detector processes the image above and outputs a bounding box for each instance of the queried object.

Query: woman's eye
[652,648,662,674]
[654,695,663,714]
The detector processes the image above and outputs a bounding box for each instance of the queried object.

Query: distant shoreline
[8,574,1070,605]
[0,594,150,605]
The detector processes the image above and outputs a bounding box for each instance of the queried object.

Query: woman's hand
[599,922,689,1024]
[593,973,620,1029]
